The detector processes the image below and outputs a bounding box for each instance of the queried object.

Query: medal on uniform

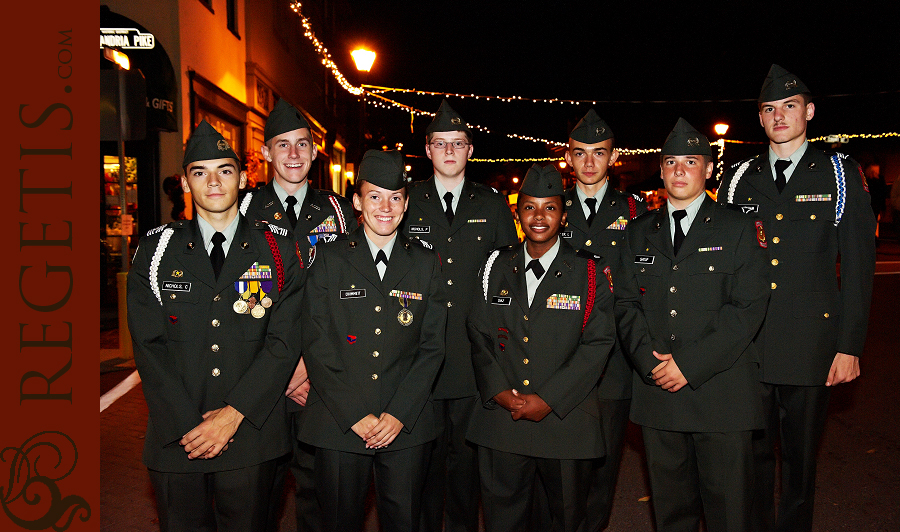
[397,296,413,326]
[251,305,266,318]
[234,263,273,315]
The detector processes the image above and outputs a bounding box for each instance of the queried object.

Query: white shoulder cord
[150,228,175,305]
[481,250,500,301]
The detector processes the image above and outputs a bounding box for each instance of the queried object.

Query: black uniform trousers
[315,444,429,532]
[586,398,631,532]
[642,428,753,532]
[149,458,280,532]
[266,415,323,532]
[478,446,593,532]
[752,383,831,532]
[420,395,481,532]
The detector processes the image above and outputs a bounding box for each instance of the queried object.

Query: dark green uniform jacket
[614,196,770,432]
[466,240,616,459]
[128,217,304,472]
[402,177,519,399]
[241,181,358,266]
[297,226,448,454]
[718,147,876,385]
[562,186,647,400]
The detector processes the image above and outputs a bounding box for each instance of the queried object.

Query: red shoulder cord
[263,231,286,292]
[583,259,596,332]
[628,196,638,220]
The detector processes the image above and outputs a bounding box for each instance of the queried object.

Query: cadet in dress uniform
[717,65,876,532]
[562,109,647,531]
[127,120,304,532]
[241,98,357,532]
[297,150,448,532]
[614,119,770,532]
[466,163,616,532]
[402,99,519,532]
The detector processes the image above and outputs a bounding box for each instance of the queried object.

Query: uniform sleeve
[127,238,203,446]
[300,250,371,432]
[675,219,770,389]
[613,227,670,384]
[384,251,448,432]
[224,239,304,429]
[836,160,877,355]
[467,264,514,406]
[493,194,520,248]
[536,261,616,419]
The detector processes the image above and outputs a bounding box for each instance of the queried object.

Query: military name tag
[340,289,367,299]
[738,204,759,214]
[162,281,191,292]
[491,296,511,305]
[559,230,573,239]
[634,255,655,264]
[408,225,430,234]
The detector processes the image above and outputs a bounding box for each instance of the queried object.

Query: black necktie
[443,192,455,224]
[585,197,598,226]
[375,249,388,266]
[210,232,226,280]
[774,159,791,194]
[672,210,687,256]
[526,259,545,280]
[285,195,299,228]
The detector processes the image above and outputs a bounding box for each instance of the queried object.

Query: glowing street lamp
[714,123,729,136]
[351,49,376,72]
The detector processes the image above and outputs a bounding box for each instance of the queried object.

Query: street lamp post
[352,48,376,156]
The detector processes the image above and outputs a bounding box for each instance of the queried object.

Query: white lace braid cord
[726,160,753,204]
[481,250,500,301]
[150,228,175,305]
[328,195,347,233]
[239,192,254,216]
[830,154,847,227]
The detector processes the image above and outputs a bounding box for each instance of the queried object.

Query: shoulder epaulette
[414,238,433,250]
[576,249,603,261]
[239,191,254,216]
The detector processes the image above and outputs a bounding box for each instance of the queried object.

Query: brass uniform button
[447,258,453,264]
[523,380,530,386]
[670,286,677,293]
[810,214,816,220]
[671,334,676,341]
[523,359,529,364]
[672,265,679,271]
[523,315,528,321]
[772,237,780,244]
[670,310,677,317]
[823,313,830,318]
[585,239,593,246]
[771,283,777,289]
[211,368,220,377]
[211,319,220,327]
[447,301,453,308]
[771,259,779,266]
[372,351,379,358]
[375,328,382,335]
[375,306,382,312]
[372,374,378,380]
[211,344,220,352]
[709,265,715,272]
[447,280,453,286]
[776,213,784,220]
[611,241,617,246]
[170,294,177,300]
[523,336,529,343]
[448,237,453,243]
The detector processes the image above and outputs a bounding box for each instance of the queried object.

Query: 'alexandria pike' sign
[99,28,155,49]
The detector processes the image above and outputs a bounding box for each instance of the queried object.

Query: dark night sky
[336,1,899,170]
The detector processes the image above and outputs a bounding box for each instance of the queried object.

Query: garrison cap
[182,119,240,168]
[758,64,810,103]
[264,98,311,142]
[519,164,565,198]
[425,99,471,136]
[358,149,407,191]
[569,109,613,144]
[661,118,711,157]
